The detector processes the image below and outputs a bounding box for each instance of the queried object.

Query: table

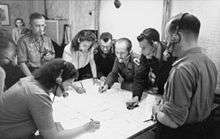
[53,79,157,139]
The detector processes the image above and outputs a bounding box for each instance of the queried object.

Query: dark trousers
[152,113,215,139]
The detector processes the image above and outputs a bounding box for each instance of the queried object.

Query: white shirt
[62,42,94,69]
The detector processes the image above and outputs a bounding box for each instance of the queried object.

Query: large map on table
[53,79,156,139]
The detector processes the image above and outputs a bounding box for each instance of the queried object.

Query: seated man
[17,12,55,76]
[94,32,115,81]
[128,28,177,104]
[99,38,137,92]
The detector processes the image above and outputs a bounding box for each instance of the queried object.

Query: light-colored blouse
[62,42,94,70]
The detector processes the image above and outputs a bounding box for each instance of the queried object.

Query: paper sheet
[53,79,156,139]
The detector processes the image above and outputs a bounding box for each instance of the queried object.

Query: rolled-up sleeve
[17,39,28,64]
[160,67,194,126]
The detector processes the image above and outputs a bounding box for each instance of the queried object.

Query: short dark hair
[100,32,112,43]
[137,28,160,45]
[33,59,78,91]
[29,12,45,24]
[0,36,16,59]
[14,18,25,27]
[116,38,132,52]
[168,13,200,37]
[71,30,97,51]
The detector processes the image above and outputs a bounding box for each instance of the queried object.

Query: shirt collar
[172,47,202,67]
[123,54,132,65]
[29,33,45,42]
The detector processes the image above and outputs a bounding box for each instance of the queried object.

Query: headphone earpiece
[56,69,64,85]
[54,69,69,98]
[170,13,188,44]
[170,33,181,44]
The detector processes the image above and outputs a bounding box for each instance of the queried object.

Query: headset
[164,13,189,59]
[55,63,69,98]
[169,12,189,44]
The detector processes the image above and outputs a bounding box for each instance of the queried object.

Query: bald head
[115,38,132,63]
[115,38,132,52]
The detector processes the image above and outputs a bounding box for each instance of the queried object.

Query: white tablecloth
[53,79,156,139]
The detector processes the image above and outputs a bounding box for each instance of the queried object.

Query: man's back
[164,47,217,125]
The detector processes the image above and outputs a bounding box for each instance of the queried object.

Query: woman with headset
[0,59,100,139]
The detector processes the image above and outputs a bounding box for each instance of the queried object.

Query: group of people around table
[0,12,219,139]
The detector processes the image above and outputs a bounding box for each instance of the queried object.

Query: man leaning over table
[99,38,139,93]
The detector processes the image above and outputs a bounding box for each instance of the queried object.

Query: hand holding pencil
[83,119,100,132]
[71,82,86,94]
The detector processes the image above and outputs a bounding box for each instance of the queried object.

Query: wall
[171,0,220,90]
[99,0,163,53]
[0,0,32,30]
[45,0,99,39]
[69,0,99,38]
[0,0,99,41]
[46,0,69,20]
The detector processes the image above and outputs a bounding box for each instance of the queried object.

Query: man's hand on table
[74,86,86,94]
[100,76,107,82]
[83,120,100,132]
[126,96,139,110]
[98,84,108,93]
[55,122,64,132]
[151,98,162,121]
[93,78,101,85]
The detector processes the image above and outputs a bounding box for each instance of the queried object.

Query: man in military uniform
[127,28,176,105]
[17,12,55,76]
[99,38,138,92]
[94,32,116,81]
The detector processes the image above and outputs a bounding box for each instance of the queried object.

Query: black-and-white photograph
[0,0,220,139]
[0,4,10,25]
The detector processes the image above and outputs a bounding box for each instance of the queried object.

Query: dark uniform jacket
[94,47,115,78]
[104,54,137,91]
[132,54,176,100]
